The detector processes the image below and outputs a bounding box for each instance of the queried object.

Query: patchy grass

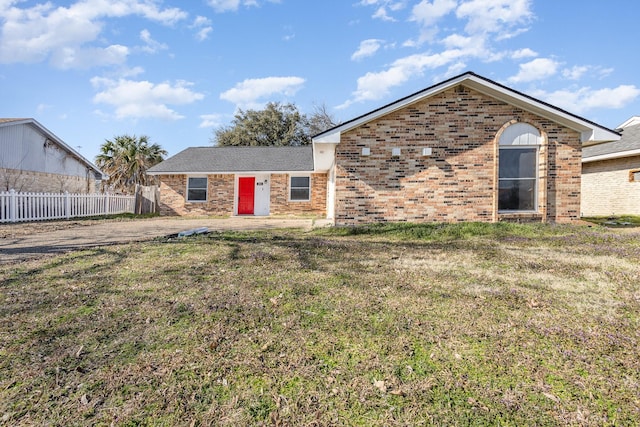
[1,223,639,425]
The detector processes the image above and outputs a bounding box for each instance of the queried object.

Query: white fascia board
[312,73,620,145]
[313,75,468,143]
[313,130,341,143]
[581,128,621,143]
[582,148,640,163]
[462,76,620,143]
[617,116,640,129]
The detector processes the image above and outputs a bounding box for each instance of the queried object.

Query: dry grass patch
[1,224,639,425]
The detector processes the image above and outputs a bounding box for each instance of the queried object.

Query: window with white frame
[498,123,541,212]
[187,177,208,202]
[290,175,310,201]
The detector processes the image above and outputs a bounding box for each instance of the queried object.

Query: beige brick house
[149,72,620,225]
[581,117,640,216]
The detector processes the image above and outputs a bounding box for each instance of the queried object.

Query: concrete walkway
[0,217,325,264]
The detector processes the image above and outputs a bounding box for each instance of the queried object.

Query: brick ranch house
[581,116,640,216]
[148,71,620,225]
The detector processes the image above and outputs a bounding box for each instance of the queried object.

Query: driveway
[0,217,323,264]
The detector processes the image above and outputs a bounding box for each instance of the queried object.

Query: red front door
[238,177,255,215]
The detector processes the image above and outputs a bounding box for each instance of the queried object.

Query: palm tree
[95,135,167,194]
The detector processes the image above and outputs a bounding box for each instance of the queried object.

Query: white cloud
[91,77,205,120]
[508,58,560,83]
[190,16,213,41]
[534,85,640,114]
[363,0,406,21]
[206,0,278,13]
[207,0,241,13]
[140,29,168,54]
[410,0,457,27]
[562,65,590,81]
[337,49,465,109]
[199,113,228,128]
[0,0,187,68]
[50,44,130,69]
[512,48,537,59]
[372,6,395,21]
[351,39,384,61]
[220,76,305,109]
[37,103,52,113]
[342,0,537,109]
[456,0,532,35]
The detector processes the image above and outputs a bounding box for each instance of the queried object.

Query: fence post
[9,189,17,223]
[64,191,71,220]
[105,193,110,215]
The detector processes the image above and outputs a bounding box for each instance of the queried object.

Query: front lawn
[1,223,639,425]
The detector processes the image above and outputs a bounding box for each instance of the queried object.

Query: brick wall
[334,85,582,225]
[270,173,327,216]
[158,174,234,216]
[581,156,640,216]
[0,167,96,193]
[158,173,327,217]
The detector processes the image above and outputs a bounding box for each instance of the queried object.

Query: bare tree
[308,103,340,136]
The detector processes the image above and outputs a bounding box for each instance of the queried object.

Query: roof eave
[582,148,640,163]
[148,169,316,176]
[312,72,620,144]
[2,118,105,176]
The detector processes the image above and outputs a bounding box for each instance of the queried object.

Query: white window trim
[289,174,311,202]
[186,176,208,203]
[498,145,539,214]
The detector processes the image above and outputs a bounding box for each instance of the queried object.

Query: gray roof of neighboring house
[148,146,314,174]
[583,123,640,161]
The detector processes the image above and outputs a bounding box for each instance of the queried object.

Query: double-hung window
[290,176,310,201]
[187,177,208,202]
[498,123,541,212]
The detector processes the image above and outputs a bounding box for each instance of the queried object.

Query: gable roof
[0,118,104,177]
[313,71,620,145]
[583,121,640,163]
[147,145,314,175]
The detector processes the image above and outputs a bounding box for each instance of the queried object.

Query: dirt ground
[0,216,319,264]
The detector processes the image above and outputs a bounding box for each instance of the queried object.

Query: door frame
[235,174,270,216]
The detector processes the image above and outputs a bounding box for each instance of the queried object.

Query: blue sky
[1,0,639,162]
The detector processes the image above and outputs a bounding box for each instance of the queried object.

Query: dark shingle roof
[148,146,314,174]
[583,123,640,159]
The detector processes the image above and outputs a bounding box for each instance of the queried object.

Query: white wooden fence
[0,190,135,223]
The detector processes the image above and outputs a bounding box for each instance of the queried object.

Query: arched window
[498,123,541,212]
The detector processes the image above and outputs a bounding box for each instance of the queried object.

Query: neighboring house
[149,71,619,225]
[0,118,104,193]
[581,117,640,216]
